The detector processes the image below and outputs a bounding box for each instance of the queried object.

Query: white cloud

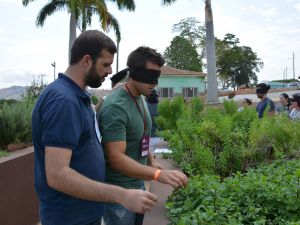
[293,3,300,11]
[0,0,19,3]
[260,7,278,17]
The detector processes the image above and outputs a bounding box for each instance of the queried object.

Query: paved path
[143,154,176,225]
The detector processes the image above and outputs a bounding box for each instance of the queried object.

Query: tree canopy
[216,34,263,89]
[164,36,202,72]
[172,17,206,61]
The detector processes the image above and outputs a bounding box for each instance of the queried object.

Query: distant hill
[0,86,26,100]
[0,85,112,100]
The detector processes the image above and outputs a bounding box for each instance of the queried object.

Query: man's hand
[120,189,157,214]
[157,170,188,188]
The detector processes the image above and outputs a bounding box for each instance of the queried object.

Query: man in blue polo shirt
[32,30,157,225]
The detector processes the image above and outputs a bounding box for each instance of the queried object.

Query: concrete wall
[0,147,39,225]
[158,76,206,95]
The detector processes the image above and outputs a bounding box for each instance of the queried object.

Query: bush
[223,99,238,115]
[167,159,300,225]
[156,97,185,130]
[159,100,300,177]
[0,100,34,149]
[91,95,99,105]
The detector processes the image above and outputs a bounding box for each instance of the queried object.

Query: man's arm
[45,146,157,213]
[147,151,163,170]
[104,142,188,188]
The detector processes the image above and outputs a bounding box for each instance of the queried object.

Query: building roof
[161,66,206,77]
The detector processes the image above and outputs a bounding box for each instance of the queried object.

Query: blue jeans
[103,203,137,225]
[103,185,145,225]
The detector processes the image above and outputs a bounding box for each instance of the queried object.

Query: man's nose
[107,66,112,74]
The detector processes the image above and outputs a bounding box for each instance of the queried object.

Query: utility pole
[293,52,295,85]
[286,66,288,85]
[51,62,56,81]
[282,68,285,88]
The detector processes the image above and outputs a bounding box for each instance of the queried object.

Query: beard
[85,64,104,88]
[257,93,264,99]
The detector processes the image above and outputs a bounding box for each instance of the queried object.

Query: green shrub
[0,100,34,149]
[156,97,185,130]
[190,97,204,119]
[0,99,19,107]
[167,159,300,225]
[223,99,238,115]
[0,150,9,158]
[91,95,99,105]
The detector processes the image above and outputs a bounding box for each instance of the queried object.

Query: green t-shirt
[99,86,152,189]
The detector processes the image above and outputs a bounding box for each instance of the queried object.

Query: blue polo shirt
[32,73,105,225]
[256,97,275,118]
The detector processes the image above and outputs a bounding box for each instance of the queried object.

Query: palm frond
[161,0,177,5]
[22,0,36,7]
[106,13,121,42]
[106,0,135,11]
[36,0,68,27]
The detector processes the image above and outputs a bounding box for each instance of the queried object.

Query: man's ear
[81,55,92,69]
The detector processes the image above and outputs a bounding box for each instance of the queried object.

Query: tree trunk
[116,40,120,73]
[205,0,219,103]
[69,13,77,64]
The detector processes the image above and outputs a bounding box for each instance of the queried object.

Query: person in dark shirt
[32,30,157,225]
[145,89,159,137]
[255,83,275,118]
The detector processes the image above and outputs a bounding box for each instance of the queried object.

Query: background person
[255,83,275,118]
[238,98,252,112]
[275,93,290,115]
[289,93,300,121]
[145,89,159,137]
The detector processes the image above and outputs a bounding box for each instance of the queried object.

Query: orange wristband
[153,169,162,181]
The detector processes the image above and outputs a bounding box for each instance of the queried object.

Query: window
[182,87,198,98]
[157,87,174,98]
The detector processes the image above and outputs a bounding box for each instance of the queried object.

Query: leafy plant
[156,96,185,131]
[0,100,34,149]
[167,159,300,225]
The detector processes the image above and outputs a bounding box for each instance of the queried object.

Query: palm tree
[204,0,218,103]
[161,0,218,103]
[22,0,135,63]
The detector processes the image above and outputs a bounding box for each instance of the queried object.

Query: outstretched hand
[157,170,188,188]
[120,189,157,214]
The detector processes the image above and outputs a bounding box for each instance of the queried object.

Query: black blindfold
[110,68,161,86]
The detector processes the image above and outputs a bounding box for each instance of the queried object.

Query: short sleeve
[99,104,128,143]
[269,100,275,112]
[41,99,82,149]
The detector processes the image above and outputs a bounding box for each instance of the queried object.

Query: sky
[0,0,299,90]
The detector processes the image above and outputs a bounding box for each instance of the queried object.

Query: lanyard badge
[141,135,150,157]
[125,84,149,157]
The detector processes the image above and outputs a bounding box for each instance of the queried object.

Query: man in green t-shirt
[99,46,188,225]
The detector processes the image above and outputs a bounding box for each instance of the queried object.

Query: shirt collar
[58,73,91,102]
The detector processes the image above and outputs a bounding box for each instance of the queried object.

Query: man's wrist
[153,169,162,181]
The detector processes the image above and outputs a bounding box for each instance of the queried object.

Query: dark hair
[280,93,289,100]
[292,93,300,107]
[256,83,271,94]
[70,30,117,65]
[127,46,165,69]
[244,98,252,105]
[146,89,159,104]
